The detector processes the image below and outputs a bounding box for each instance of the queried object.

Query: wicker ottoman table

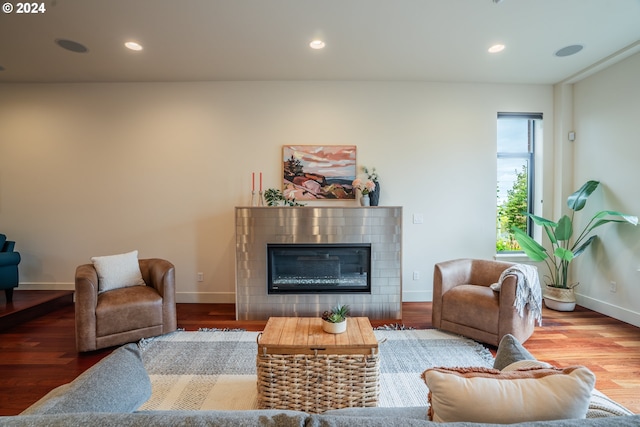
[256,316,379,413]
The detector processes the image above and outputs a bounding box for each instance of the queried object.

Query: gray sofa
[2,339,637,427]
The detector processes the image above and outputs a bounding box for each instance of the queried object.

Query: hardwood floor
[0,300,639,415]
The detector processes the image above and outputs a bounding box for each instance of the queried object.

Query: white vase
[322,318,347,334]
[360,195,370,206]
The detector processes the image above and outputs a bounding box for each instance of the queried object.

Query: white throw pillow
[422,366,595,423]
[91,250,146,293]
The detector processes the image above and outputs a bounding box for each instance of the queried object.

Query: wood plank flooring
[0,300,638,415]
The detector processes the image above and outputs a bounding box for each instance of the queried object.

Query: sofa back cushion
[21,343,151,414]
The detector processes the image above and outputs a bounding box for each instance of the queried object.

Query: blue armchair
[0,234,21,303]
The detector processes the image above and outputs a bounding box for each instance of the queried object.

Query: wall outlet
[413,213,424,224]
[413,271,420,280]
[609,281,617,293]
[197,272,204,282]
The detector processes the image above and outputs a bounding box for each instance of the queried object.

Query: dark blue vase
[369,181,380,206]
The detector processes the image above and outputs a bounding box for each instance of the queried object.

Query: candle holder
[259,190,265,206]
[251,191,257,206]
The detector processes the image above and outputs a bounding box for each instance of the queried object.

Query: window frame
[496,112,542,252]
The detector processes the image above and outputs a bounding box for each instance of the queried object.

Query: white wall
[571,52,640,326]
[0,81,553,303]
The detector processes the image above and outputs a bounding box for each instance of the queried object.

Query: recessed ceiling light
[55,39,88,53]
[309,40,325,50]
[488,44,505,53]
[555,44,583,57]
[125,41,143,51]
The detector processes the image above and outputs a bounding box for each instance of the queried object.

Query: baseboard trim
[403,290,431,302]
[576,293,640,328]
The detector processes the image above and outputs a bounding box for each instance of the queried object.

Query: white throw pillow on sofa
[91,250,146,293]
[422,365,595,423]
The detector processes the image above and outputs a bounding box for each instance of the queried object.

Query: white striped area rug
[138,328,494,411]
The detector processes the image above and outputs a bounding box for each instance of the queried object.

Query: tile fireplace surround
[235,206,402,320]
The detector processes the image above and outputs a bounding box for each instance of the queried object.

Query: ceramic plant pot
[322,318,347,334]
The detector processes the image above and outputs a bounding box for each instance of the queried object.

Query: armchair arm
[75,264,99,352]
[497,272,535,341]
[139,258,177,333]
[139,259,174,297]
[432,259,474,328]
[0,251,21,267]
[498,274,518,311]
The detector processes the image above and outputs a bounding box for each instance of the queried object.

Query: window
[496,112,542,252]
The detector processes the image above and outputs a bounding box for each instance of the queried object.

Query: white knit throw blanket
[498,264,543,326]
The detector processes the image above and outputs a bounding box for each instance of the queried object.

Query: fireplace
[267,243,371,294]
[235,206,402,320]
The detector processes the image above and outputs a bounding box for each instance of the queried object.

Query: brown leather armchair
[432,258,534,347]
[75,258,177,352]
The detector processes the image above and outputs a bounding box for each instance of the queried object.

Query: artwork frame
[282,145,357,200]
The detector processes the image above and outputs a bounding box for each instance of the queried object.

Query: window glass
[497,120,530,153]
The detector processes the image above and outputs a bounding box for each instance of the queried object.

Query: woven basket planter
[543,285,577,311]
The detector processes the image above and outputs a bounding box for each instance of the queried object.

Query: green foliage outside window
[496,165,528,251]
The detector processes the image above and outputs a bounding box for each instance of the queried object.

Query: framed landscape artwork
[282,145,357,200]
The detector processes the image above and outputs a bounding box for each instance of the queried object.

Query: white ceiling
[1,0,639,84]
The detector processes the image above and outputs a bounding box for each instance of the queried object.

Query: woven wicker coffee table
[256,316,379,413]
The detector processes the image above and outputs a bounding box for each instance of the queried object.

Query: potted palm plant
[513,180,637,311]
[321,304,350,334]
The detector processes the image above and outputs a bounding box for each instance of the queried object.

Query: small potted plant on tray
[321,304,350,334]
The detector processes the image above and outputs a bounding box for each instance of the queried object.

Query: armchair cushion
[96,285,163,337]
[91,250,145,293]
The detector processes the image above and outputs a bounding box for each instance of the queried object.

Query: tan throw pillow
[422,366,595,423]
[502,359,553,371]
[91,250,146,293]
[502,361,634,418]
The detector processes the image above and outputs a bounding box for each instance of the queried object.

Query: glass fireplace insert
[267,243,372,294]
